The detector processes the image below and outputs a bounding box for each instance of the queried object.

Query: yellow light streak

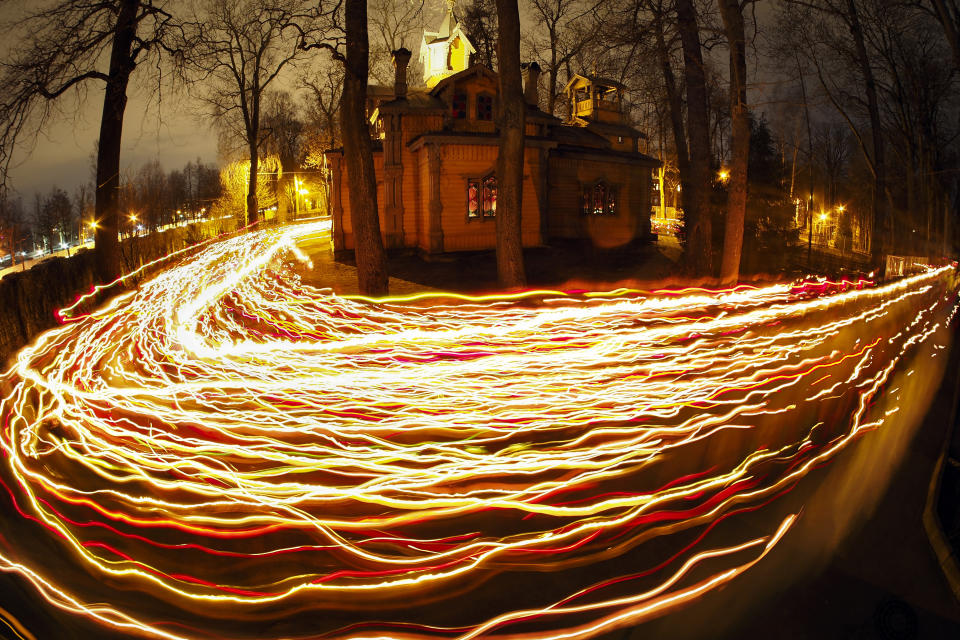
[0,221,955,639]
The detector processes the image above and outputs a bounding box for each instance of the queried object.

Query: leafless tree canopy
[181,0,332,224]
[0,0,177,195]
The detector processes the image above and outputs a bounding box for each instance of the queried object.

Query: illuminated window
[477,94,494,121]
[482,175,497,216]
[467,180,480,218]
[581,180,619,216]
[452,92,467,119]
[467,174,497,219]
[592,182,606,215]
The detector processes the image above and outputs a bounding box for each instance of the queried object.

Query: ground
[0,222,957,640]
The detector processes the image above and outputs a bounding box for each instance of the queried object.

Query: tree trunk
[718,0,749,285]
[675,0,712,277]
[94,0,139,283]
[494,0,527,288]
[547,28,558,115]
[845,0,887,265]
[930,0,960,70]
[653,9,689,179]
[342,0,388,296]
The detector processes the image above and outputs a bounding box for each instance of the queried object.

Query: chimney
[392,48,412,99]
[522,62,541,108]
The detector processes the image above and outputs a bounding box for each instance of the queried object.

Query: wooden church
[325,8,659,257]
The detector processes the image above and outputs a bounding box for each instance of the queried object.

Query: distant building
[325,8,660,257]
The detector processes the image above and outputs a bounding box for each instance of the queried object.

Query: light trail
[0,220,956,639]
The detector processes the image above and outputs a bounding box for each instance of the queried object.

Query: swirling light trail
[0,220,956,639]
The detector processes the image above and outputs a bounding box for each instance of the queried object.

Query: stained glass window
[452,92,467,119]
[607,186,618,216]
[593,182,606,216]
[467,180,480,218]
[483,175,497,216]
[477,94,493,121]
[467,175,497,219]
[581,181,619,216]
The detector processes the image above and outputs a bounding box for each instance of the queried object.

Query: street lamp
[717,169,730,183]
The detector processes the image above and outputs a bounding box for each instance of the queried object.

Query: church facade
[325,12,659,257]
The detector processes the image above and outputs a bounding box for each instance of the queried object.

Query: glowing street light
[717,169,730,182]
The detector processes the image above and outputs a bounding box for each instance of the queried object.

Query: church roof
[378,90,446,113]
[563,74,626,92]
[573,117,645,139]
[424,9,455,43]
[429,63,498,96]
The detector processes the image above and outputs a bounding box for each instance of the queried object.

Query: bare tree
[32,191,55,255]
[675,0,713,276]
[926,0,960,69]
[495,0,527,287]
[718,0,750,284]
[302,60,344,217]
[184,0,322,227]
[342,0,389,295]
[779,0,890,263]
[525,0,593,115]
[73,183,94,233]
[261,90,306,220]
[0,0,178,282]
[462,0,499,68]
[0,194,27,268]
[45,187,75,252]
[302,61,345,156]
[814,122,851,208]
[368,0,426,84]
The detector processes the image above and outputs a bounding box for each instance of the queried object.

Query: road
[0,241,94,280]
[0,220,957,640]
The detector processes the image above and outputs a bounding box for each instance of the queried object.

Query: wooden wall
[426,143,543,253]
[336,139,544,254]
[331,116,652,254]
[547,154,653,249]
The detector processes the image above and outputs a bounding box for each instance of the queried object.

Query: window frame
[580,180,620,217]
[452,91,468,119]
[466,173,497,221]
[476,93,494,121]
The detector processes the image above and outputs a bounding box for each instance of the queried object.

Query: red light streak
[0,221,955,639]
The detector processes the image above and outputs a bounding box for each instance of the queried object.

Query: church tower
[419,1,475,88]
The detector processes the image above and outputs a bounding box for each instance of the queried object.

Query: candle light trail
[0,220,956,639]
